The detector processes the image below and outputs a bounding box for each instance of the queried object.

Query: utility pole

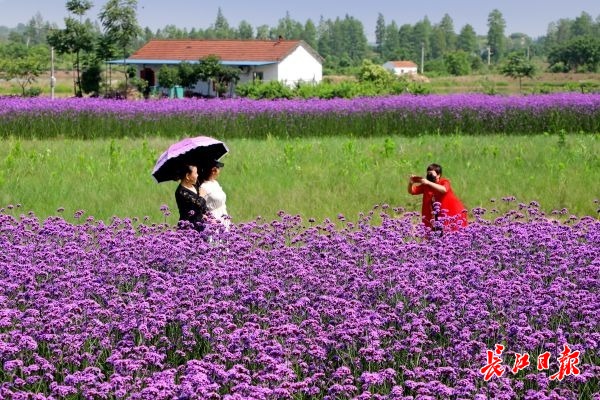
[420,42,425,74]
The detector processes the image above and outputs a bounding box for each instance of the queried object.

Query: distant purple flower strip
[1,93,599,118]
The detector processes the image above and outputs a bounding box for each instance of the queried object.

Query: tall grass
[1,134,598,225]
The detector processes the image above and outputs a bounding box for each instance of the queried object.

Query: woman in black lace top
[174,165,208,230]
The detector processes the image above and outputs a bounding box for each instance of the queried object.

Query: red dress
[410,178,468,230]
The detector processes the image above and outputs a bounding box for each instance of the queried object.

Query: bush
[81,64,102,95]
[235,80,293,99]
[158,66,181,88]
[23,87,42,97]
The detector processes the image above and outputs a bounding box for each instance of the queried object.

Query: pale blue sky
[0,0,598,41]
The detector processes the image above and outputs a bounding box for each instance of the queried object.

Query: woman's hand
[410,175,423,184]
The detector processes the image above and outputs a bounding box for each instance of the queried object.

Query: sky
[0,0,599,41]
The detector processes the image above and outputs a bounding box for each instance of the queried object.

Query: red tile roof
[390,61,418,68]
[130,39,321,63]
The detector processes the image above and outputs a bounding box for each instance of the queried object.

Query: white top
[200,180,230,229]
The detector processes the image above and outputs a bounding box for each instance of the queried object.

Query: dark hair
[427,163,442,176]
[176,164,195,181]
[197,160,223,184]
[197,165,213,184]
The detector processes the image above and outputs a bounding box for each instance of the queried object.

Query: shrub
[23,87,42,97]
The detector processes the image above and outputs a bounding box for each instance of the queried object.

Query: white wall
[278,45,322,86]
[383,62,418,76]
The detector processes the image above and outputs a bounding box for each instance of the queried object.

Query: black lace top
[175,184,208,230]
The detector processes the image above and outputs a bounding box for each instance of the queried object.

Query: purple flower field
[0,202,598,399]
[1,93,599,138]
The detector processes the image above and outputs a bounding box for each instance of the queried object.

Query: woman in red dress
[408,163,468,231]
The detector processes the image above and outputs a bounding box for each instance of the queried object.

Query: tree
[255,25,270,40]
[196,54,239,97]
[316,15,368,70]
[177,61,200,89]
[382,21,400,61]
[81,62,102,95]
[357,59,394,85]
[0,45,47,95]
[275,12,303,39]
[23,13,54,46]
[301,19,317,49]
[430,25,447,59]
[237,20,253,39]
[99,0,142,98]
[444,50,471,76]
[500,53,536,91]
[571,12,594,37]
[212,7,233,39]
[412,17,432,62]
[157,65,180,88]
[397,24,414,60]
[47,0,96,96]
[548,35,600,72]
[457,24,478,54]
[487,9,506,63]
[375,13,385,54]
[439,14,457,52]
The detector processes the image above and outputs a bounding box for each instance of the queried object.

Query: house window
[253,72,263,82]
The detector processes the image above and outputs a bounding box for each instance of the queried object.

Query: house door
[140,68,155,86]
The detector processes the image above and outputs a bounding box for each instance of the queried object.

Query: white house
[111,39,323,96]
[383,61,419,76]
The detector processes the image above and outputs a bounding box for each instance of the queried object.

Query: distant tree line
[1,3,599,97]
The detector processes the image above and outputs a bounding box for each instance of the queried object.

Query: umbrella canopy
[152,136,228,182]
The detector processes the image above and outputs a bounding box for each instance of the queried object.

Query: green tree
[196,54,239,97]
[457,24,478,54]
[545,18,573,51]
[571,12,594,37]
[255,25,270,40]
[23,13,54,46]
[237,20,253,39]
[177,61,200,89]
[397,24,415,60]
[487,9,506,63]
[275,12,303,39]
[157,65,180,88]
[444,50,471,76]
[375,13,385,54]
[0,45,47,95]
[301,19,317,49]
[548,35,600,72]
[212,7,233,39]
[81,62,102,95]
[357,59,394,85]
[47,0,96,96]
[430,25,446,59]
[500,53,536,91]
[382,21,400,61]
[412,17,432,62]
[317,15,367,70]
[99,0,142,98]
[431,13,456,58]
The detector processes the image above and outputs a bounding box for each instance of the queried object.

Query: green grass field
[1,134,598,225]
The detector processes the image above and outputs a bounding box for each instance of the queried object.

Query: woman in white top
[197,159,230,230]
